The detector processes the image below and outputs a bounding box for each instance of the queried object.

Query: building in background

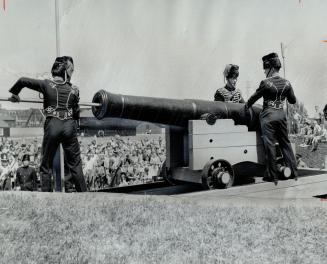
[0,106,44,127]
[0,118,10,137]
[79,109,163,136]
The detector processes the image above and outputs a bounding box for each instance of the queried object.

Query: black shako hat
[223,64,239,79]
[53,56,74,66]
[262,52,281,69]
[22,154,30,162]
[51,56,74,78]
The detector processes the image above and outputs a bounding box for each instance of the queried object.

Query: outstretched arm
[245,81,265,108]
[9,77,46,95]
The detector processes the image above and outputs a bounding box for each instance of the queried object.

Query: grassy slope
[0,192,326,264]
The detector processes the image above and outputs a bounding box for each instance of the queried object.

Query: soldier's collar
[50,77,67,85]
[224,84,236,91]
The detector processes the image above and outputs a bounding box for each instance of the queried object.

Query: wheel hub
[277,164,292,179]
[220,172,231,184]
[212,169,231,185]
[283,167,292,178]
[202,160,234,190]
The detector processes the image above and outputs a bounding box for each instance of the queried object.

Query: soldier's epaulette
[46,79,57,89]
[261,78,274,88]
[71,85,80,95]
[217,87,227,93]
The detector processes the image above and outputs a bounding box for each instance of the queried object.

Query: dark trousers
[260,109,298,180]
[40,118,87,192]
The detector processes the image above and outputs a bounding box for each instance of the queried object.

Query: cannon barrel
[92,90,262,130]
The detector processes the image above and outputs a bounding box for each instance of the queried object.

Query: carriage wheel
[201,159,234,189]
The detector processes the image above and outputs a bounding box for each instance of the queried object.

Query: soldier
[15,154,37,191]
[0,153,14,190]
[8,56,87,192]
[214,64,245,103]
[245,52,298,185]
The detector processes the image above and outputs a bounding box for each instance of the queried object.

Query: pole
[281,42,291,133]
[55,0,60,57]
[280,43,286,78]
[0,97,100,107]
[54,0,65,192]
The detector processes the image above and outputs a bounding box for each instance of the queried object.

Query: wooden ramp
[175,172,327,207]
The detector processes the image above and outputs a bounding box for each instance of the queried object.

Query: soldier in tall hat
[214,64,245,103]
[245,52,298,185]
[15,154,37,191]
[8,56,87,192]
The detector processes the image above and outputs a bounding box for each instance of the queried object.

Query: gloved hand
[243,103,251,123]
[244,104,250,114]
[8,94,20,103]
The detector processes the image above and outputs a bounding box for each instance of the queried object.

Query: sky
[0,0,327,116]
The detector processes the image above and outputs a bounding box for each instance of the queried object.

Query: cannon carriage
[91,90,290,189]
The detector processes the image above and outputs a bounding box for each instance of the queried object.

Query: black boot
[263,171,273,182]
[263,176,273,182]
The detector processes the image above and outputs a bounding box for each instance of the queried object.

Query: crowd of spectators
[0,137,42,190]
[0,135,166,191]
[288,106,327,152]
[298,120,327,151]
[81,135,165,190]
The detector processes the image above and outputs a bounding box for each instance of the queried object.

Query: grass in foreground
[0,192,326,264]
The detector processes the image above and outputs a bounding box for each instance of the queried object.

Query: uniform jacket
[15,166,37,191]
[246,75,296,109]
[214,86,245,103]
[9,77,80,120]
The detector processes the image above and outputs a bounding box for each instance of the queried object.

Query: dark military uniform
[16,166,37,191]
[214,64,244,103]
[0,153,13,190]
[9,77,87,192]
[246,75,298,182]
[214,86,245,103]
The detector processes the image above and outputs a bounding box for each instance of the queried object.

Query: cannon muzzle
[92,89,262,130]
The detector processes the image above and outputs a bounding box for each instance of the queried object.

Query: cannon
[91,90,291,189]
[91,90,262,130]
